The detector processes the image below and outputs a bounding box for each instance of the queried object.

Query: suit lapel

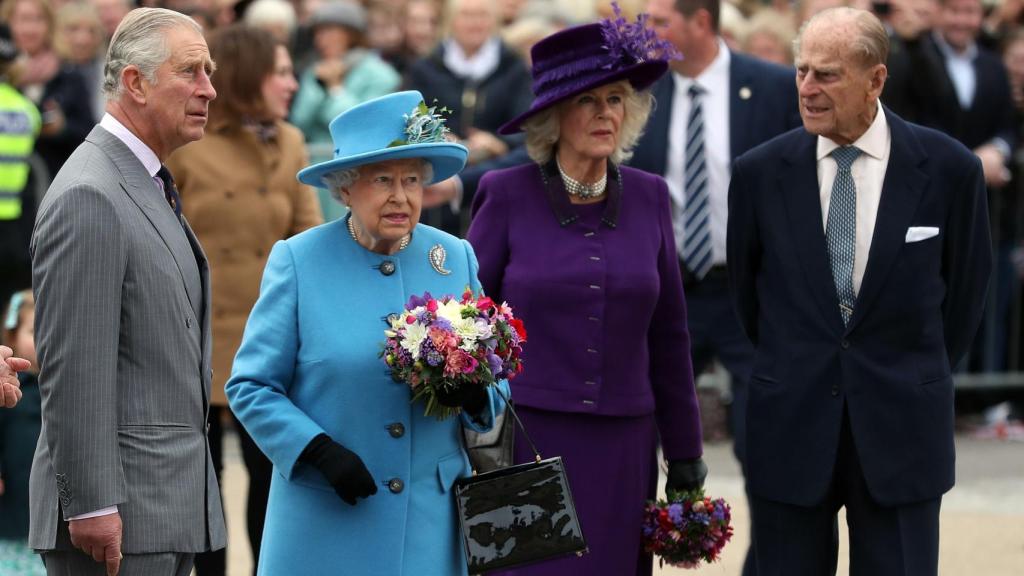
[729,53,753,160]
[91,128,204,319]
[780,131,846,332]
[846,111,928,330]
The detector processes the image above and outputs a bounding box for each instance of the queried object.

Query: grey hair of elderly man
[101,8,204,101]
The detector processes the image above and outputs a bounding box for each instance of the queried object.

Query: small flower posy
[642,489,734,569]
[381,290,526,419]
[388,101,453,148]
[600,1,681,67]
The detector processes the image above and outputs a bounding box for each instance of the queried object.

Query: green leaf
[388,139,408,148]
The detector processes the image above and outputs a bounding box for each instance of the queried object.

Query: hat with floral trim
[297,90,468,187]
[498,3,679,135]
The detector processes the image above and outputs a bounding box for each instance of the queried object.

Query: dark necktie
[681,83,712,279]
[826,146,862,326]
[156,165,182,219]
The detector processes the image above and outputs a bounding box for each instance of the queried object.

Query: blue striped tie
[682,84,712,279]
[826,146,861,326]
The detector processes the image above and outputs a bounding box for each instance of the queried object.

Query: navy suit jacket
[630,51,801,175]
[882,34,1016,152]
[727,109,992,507]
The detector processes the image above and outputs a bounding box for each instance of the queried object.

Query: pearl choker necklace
[348,216,410,252]
[557,159,607,199]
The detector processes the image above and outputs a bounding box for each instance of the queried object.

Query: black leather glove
[300,433,378,505]
[435,383,488,416]
[666,457,708,493]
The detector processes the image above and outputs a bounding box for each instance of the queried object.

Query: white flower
[436,300,465,324]
[454,317,479,351]
[400,321,428,360]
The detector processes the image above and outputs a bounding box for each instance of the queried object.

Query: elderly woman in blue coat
[225,90,506,576]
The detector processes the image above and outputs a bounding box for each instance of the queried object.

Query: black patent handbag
[455,388,588,574]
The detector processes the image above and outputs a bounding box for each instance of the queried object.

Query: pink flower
[445,349,478,376]
[429,327,457,352]
[426,299,438,313]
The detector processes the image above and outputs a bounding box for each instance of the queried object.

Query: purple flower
[486,352,503,375]
[667,503,684,524]
[599,1,681,68]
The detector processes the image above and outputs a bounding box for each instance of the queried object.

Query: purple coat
[467,161,702,460]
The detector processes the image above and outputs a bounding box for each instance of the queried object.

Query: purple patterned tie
[156,165,182,219]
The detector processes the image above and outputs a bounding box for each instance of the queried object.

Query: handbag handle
[492,385,543,463]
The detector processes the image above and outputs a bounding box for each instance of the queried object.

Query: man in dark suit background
[728,7,991,575]
[882,0,1015,371]
[631,2,799,572]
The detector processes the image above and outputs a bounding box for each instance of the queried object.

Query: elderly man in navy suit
[728,7,990,575]
[631,2,800,572]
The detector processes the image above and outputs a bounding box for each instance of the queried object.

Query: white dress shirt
[666,39,731,266]
[932,31,978,110]
[65,113,163,522]
[816,103,891,295]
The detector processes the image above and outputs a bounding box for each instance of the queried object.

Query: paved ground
[217,432,1024,576]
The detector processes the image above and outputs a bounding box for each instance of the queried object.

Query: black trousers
[750,409,941,576]
[194,407,273,576]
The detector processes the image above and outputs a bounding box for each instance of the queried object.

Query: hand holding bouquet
[381,290,526,419]
[641,489,733,569]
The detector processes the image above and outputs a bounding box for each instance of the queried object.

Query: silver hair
[103,8,203,101]
[523,80,654,166]
[793,7,889,68]
[244,0,297,35]
[322,160,434,204]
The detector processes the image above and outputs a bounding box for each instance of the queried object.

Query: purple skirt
[494,407,659,576]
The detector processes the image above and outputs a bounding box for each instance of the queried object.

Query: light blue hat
[297,90,469,187]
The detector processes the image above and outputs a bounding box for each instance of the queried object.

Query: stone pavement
[216,432,1024,576]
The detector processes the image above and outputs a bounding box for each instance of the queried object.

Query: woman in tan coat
[165,24,323,576]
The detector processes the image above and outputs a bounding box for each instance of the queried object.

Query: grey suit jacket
[29,126,226,553]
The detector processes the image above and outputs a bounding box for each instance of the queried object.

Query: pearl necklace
[557,159,607,199]
[348,216,410,252]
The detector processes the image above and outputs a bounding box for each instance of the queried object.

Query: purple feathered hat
[498,5,679,135]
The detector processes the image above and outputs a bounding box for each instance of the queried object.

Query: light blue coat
[226,218,506,576]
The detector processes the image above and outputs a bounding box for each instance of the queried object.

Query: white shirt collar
[674,37,731,92]
[816,103,889,162]
[99,113,161,178]
[932,30,978,61]
[443,36,501,82]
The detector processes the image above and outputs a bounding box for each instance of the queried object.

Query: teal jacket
[290,51,401,148]
[226,218,506,576]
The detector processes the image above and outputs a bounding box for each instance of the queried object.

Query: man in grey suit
[1,344,30,407]
[29,8,225,575]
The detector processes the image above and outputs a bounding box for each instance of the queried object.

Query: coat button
[380,261,396,276]
[841,340,850,350]
[388,478,404,493]
[387,423,405,438]
[186,317,192,328]
[831,385,840,396]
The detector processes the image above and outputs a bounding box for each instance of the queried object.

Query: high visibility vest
[0,83,40,220]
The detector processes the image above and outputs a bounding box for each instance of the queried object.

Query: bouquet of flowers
[381,290,526,419]
[641,489,733,569]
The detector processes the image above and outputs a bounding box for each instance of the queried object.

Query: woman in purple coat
[465,15,708,576]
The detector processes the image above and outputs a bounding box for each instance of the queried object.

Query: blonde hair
[54,1,104,61]
[523,80,654,165]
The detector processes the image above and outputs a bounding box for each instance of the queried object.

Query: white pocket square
[905,226,940,243]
